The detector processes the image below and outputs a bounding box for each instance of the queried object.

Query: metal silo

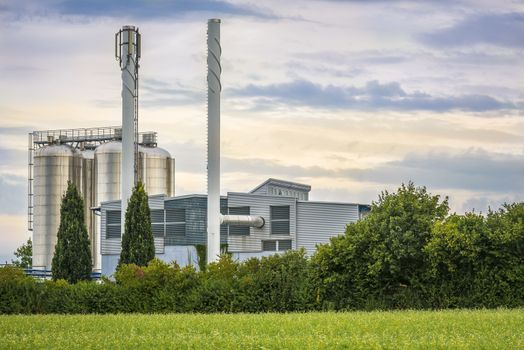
[94,141,122,205]
[32,144,82,271]
[95,140,174,204]
[141,145,175,197]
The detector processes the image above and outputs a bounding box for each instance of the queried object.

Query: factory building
[27,21,371,277]
[99,178,370,276]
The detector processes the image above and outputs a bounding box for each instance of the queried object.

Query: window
[262,239,292,252]
[150,209,165,238]
[106,210,121,239]
[262,240,276,251]
[165,208,186,244]
[228,206,250,236]
[270,205,290,235]
[278,240,292,251]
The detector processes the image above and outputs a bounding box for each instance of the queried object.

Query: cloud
[222,149,524,193]
[227,79,518,112]
[421,12,524,48]
[0,174,26,215]
[1,0,277,20]
[367,151,524,192]
[460,195,523,214]
[140,79,203,108]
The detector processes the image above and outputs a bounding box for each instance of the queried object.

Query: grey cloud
[287,60,365,79]
[295,50,411,65]
[227,79,518,112]
[140,79,203,108]
[364,151,524,192]
[0,127,33,135]
[421,12,524,48]
[163,141,205,174]
[222,150,524,193]
[460,196,524,214]
[0,174,26,215]
[1,0,277,20]
[0,147,27,168]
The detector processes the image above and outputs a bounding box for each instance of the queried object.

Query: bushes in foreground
[0,250,315,314]
[1,183,523,314]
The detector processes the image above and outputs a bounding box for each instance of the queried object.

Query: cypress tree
[52,181,92,283]
[119,181,155,267]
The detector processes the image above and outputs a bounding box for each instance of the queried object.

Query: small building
[100,179,370,276]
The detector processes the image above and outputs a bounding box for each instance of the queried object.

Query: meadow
[0,309,523,349]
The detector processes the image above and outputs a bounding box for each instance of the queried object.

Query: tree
[52,181,92,283]
[119,181,155,267]
[12,238,32,268]
[312,182,449,309]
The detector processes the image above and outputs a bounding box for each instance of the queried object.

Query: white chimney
[207,19,222,264]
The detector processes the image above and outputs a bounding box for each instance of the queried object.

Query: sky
[0,0,523,262]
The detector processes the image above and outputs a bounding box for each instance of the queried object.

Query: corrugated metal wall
[296,201,359,255]
[164,195,228,246]
[227,192,297,252]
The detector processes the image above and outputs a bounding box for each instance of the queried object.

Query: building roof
[250,178,311,194]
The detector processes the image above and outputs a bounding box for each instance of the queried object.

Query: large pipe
[116,25,140,235]
[220,215,265,228]
[207,19,222,264]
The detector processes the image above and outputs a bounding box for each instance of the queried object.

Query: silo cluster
[30,131,175,272]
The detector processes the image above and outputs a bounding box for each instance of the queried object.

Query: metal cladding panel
[250,184,268,195]
[227,193,296,253]
[100,195,165,255]
[101,200,121,255]
[149,195,165,254]
[164,196,228,246]
[296,201,359,255]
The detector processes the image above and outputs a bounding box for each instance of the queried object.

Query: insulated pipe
[207,19,222,264]
[220,215,265,229]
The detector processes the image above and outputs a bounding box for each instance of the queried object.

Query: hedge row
[0,251,316,314]
[1,183,523,314]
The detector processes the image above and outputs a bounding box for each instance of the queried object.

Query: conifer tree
[52,181,92,283]
[119,181,155,267]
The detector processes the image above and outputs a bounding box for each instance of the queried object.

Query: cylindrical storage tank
[140,145,175,197]
[81,149,97,270]
[94,141,123,272]
[94,141,122,205]
[32,145,82,271]
[95,141,175,203]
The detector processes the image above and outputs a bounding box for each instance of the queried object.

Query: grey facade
[100,178,369,276]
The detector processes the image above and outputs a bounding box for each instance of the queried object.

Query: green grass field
[1,310,522,349]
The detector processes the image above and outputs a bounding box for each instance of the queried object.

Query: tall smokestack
[116,25,141,235]
[207,19,221,264]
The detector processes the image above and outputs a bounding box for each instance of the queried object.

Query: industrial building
[28,21,370,277]
[99,178,370,276]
